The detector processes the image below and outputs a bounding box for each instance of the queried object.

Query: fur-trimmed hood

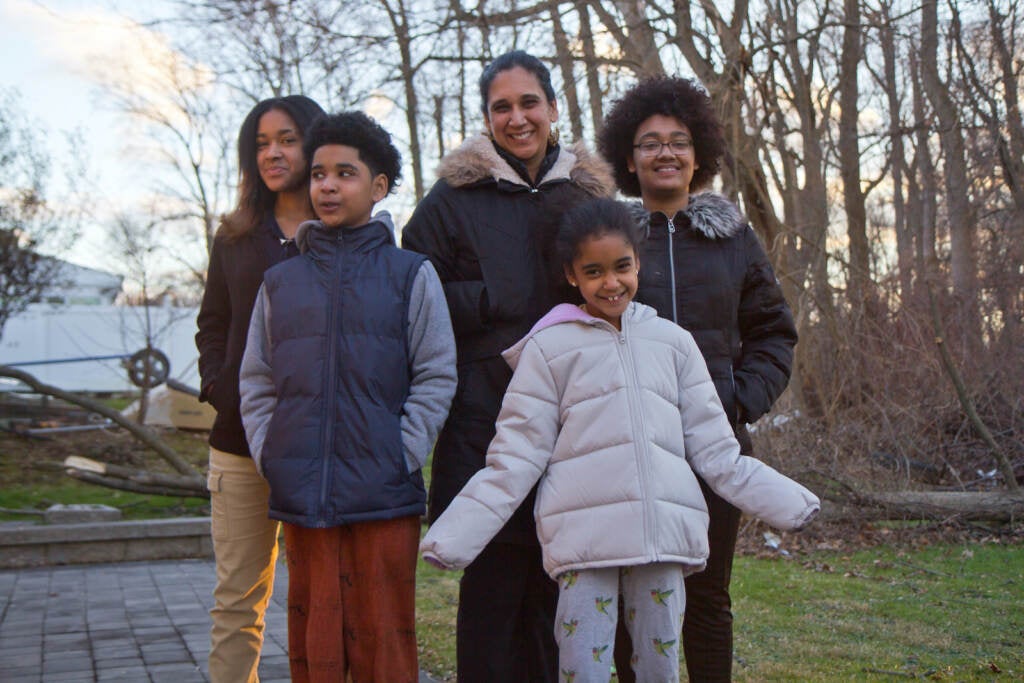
[436,133,614,198]
[630,191,746,240]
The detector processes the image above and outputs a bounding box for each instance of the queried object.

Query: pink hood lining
[501,303,601,370]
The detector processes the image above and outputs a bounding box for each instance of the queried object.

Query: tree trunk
[575,0,604,134]
[920,0,979,342]
[433,95,445,160]
[601,0,664,77]
[55,456,208,498]
[877,14,914,302]
[384,0,425,201]
[909,52,939,281]
[840,0,870,312]
[549,0,583,142]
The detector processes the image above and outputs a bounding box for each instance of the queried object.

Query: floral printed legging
[554,562,686,683]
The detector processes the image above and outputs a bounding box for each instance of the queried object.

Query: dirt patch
[0,401,209,494]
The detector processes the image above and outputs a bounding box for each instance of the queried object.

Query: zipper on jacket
[614,314,657,557]
[666,217,679,325]
[317,234,343,525]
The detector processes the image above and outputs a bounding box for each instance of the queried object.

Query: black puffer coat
[633,193,797,448]
[402,134,613,543]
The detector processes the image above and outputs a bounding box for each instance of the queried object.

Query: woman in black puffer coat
[598,76,798,682]
[403,50,612,683]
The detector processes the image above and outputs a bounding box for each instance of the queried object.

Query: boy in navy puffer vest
[239,111,456,683]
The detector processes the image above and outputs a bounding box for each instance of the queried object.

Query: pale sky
[1,0,417,280]
[0,0,207,272]
[2,0,174,191]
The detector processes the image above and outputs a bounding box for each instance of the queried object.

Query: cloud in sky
[0,1,220,270]
[4,0,213,121]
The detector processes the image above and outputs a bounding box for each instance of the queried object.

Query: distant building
[35,258,124,305]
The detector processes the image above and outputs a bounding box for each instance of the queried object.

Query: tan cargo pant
[207,448,280,683]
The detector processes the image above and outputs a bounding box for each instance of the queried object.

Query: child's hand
[422,552,452,571]
[791,502,821,531]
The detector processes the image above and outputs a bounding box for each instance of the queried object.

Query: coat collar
[294,211,397,259]
[436,133,614,197]
[631,192,746,240]
[501,302,657,369]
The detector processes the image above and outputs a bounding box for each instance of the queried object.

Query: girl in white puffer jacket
[420,198,819,682]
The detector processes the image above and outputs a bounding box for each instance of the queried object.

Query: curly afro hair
[303,111,402,195]
[597,76,725,197]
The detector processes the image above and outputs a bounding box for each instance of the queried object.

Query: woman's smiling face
[627,114,699,202]
[256,108,306,194]
[484,66,559,178]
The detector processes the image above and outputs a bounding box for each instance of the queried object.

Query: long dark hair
[219,95,326,241]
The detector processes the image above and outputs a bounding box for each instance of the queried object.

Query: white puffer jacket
[420,302,819,578]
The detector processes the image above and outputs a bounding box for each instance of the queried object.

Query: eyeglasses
[632,139,694,157]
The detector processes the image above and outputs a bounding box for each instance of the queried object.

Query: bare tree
[549,1,584,142]
[120,0,1023,500]
[839,0,871,311]
[171,0,357,106]
[575,1,605,134]
[920,0,980,342]
[0,90,75,340]
[89,28,235,285]
[869,3,914,301]
[952,0,1024,348]
[104,211,193,423]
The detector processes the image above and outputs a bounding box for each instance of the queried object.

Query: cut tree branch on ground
[64,469,206,499]
[1,364,205,494]
[62,455,208,499]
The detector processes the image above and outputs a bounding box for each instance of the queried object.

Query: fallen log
[0,364,201,481]
[62,456,209,499]
[64,470,207,500]
[819,491,1024,523]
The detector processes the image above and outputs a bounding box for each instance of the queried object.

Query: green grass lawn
[0,417,210,521]
[731,543,1022,681]
[415,543,1023,682]
[0,480,209,520]
[3,430,1019,681]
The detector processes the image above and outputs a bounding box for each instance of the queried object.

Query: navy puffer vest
[260,218,427,527]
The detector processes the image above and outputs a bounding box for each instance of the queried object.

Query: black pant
[456,541,559,683]
[614,479,743,682]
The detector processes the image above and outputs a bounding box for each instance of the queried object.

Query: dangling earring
[483,128,494,140]
[569,279,577,287]
[548,126,560,147]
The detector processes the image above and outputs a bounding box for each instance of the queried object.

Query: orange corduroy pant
[282,515,420,683]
